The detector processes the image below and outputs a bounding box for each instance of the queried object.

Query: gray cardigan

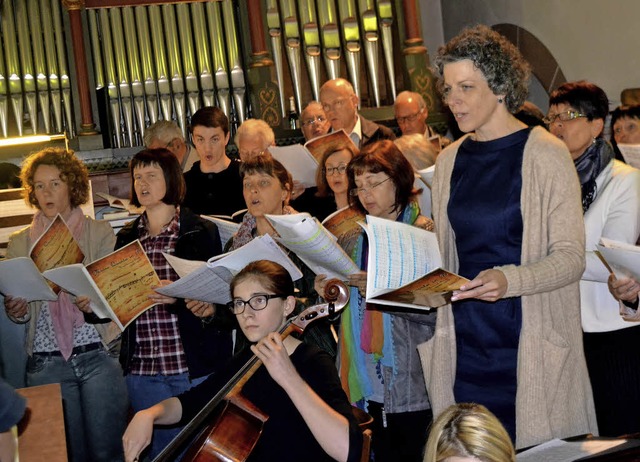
[419,127,598,449]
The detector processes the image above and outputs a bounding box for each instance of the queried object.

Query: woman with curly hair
[424,403,515,462]
[4,148,128,461]
[420,25,597,448]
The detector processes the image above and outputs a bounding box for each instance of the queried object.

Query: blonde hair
[424,403,515,462]
[234,118,275,148]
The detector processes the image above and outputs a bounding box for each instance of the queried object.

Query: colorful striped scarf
[338,201,421,403]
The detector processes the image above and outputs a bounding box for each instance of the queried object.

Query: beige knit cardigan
[419,126,598,449]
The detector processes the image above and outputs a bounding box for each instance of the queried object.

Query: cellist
[122,260,363,462]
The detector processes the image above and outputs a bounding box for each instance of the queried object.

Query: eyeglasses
[349,176,392,196]
[302,115,327,128]
[322,98,349,113]
[324,164,348,176]
[165,137,182,150]
[396,111,422,125]
[543,110,587,125]
[227,294,285,315]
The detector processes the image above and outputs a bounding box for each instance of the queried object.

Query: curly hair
[20,147,89,209]
[425,403,516,462]
[435,24,530,113]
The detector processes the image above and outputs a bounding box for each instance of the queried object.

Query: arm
[583,165,640,282]
[498,135,586,298]
[122,397,183,462]
[251,334,351,462]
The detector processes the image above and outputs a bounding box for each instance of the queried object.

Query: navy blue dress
[448,128,530,441]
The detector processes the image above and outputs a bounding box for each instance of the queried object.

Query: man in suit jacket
[319,78,395,148]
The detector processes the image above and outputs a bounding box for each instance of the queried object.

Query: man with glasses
[394,91,449,152]
[319,78,395,148]
[144,120,199,172]
[300,101,331,141]
[234,118,275,162]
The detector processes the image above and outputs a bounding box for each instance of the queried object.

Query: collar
[349,116,363,147]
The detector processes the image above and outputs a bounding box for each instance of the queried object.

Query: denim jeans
[27,347,129,462]
[126,372,207,460]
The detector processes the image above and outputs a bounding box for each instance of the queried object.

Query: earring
[498,98,503,104]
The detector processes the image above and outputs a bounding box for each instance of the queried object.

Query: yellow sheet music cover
[372,268,469,309]
[29,214,85,271]
[85,240,160,329]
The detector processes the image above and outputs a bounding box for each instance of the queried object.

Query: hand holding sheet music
[156,234,302,305]
[363,216,468,310]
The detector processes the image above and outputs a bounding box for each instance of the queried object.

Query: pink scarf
[30,208,86,360]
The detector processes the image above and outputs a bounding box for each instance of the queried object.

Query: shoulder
[611,159,640,181]
[523,127,576,177]
[6,226,31,257]
[524,127,571,161]
[115,215,141,245]
[180,208,219,235]
[360,116,395,140]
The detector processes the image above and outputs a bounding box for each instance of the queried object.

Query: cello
[152,279,350,462]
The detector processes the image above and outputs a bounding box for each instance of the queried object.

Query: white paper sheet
[0,257,57,301]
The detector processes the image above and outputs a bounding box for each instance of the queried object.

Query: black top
[449,128,529,441]
[116,207,232,379]
[178,343,363,462]
[183,160,246,217]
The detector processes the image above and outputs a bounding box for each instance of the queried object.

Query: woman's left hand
[185,299,215,317]
[74,296,93,314]
[150,280,177,305]
[451,269,508,302]
[250,333,297,388]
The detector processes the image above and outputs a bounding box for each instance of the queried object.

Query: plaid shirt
[129,208,189,376]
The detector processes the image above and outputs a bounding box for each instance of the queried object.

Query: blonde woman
[425,403,515,462]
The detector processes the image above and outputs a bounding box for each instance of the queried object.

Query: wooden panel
[90,170,131,208]
[16,383,67,462]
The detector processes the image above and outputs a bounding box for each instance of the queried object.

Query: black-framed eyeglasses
[324,164,348,176]
[396,111,422,125]
[543,110,587,125]
[227,294,285,315]
[302,115,327,127]
[349,176,392,196]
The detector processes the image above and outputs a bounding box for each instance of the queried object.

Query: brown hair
[347,140,418,214]
[20,147,89,209]
[315,144,359,198]
[239,155,293,203]
[230,260,295,299]
[129,148,186,207]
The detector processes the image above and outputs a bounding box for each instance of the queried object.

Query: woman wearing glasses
[301,102,331,141]
[316,139,434,461]
[421,25,596,449]
[547,81,640,436]
[123,260,363,462]
[227,156,336,356]
[315,142,360,212]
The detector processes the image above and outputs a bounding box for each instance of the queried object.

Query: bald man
[394,91,449,152]
[320,78,395,148]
